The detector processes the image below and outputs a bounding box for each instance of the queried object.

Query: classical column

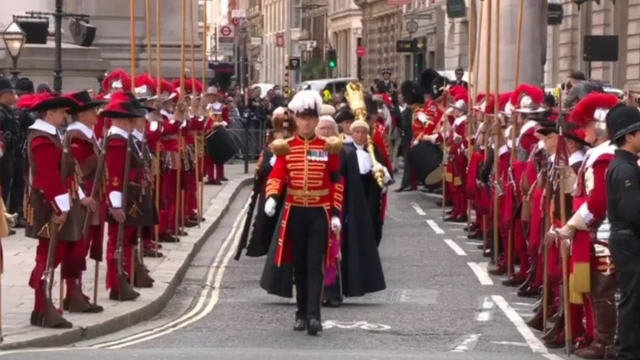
[473,0,545,93]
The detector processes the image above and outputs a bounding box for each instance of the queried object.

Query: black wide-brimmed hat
[28,92,79,112]
[15,77,34,95]
[333,105,355,124]
[608,105,640,141]
[66,90,107,114]
[536,122,591,148]
[100,92,142,119]
[0,77,13,95]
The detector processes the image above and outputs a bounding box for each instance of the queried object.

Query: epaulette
[269,137,293,156]
[323,135,343,154]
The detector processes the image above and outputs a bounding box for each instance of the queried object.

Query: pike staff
[557,124,572,354]
[465,0,478,231]
[176,0,187,237]
[154,0,162,253]
[198,0,208,228]
[481,0,492,252]
[506,0,524,279]
[129,0,137,287]
[145,0,152,74]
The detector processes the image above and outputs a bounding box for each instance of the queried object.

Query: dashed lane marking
[491,295,565,360]
[444,239,467,256]
[491,341,529,347]
[426,219,445,234]
[476,296,494,321]
[467,262,493,285]
[410,202,426,216]
[451,334,481,352]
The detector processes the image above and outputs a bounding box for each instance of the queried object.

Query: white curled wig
[288,90,323,117]
[318,115,339,134]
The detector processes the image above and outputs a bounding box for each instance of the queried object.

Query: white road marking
[476,296,494,321]
[322,320,391,331]
[464,241,479,245]
[467,262,493,285]
[410,202,426,215]
[444,239,467,256]
[451,334,481,352]
[90,198,251,349]
[457,235,469,239]
[421,192,443,199]
[513,302,535,307]
[491,341,528,347]
[491,295,565,360]
[426,219,445,234]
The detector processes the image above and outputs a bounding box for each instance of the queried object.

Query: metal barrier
[226,112,268,162]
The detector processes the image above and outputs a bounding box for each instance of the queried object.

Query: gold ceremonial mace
[506,0,524,279]
[481,0,492,254]
[198,0,208,228]
[176,0,187,237]
[154,0,162,254]
[129,0,137,287]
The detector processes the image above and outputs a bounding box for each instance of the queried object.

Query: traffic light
[327,49,337,69]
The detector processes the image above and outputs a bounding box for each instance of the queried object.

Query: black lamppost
[2,22,27,86]
[53,0,64,93]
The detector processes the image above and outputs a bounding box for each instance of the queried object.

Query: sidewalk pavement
[0,164,253,350]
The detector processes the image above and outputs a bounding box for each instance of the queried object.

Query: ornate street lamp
[2,22,27,85]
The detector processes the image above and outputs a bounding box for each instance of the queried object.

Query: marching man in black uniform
[264,90,344,335]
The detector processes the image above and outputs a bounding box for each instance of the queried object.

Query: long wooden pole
[491,0,501,266]
[466,0,478,232]
[197,0,208,228]
[154,0,162,252]
[145,0,152,74]
[482,0,492,254]
[176,0,186,237]
[129,0,137,287]
[506,0,525,279]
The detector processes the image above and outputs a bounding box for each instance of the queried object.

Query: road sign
[219,25,234,37]
[406,20,418,34]
[288,57,301,70]
[395,40,414,53]
[250,37,263,46]
[355,46,367,58]
[276,33,285,47]
[231,9,246,19]
[218,25,235,56]
[232,17,241,26]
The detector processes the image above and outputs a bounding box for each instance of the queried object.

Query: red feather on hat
[16,94,38,109]
[108,91,131,104]
[171,79,181,89]
[184,79,204,95]
[102,69,131,93]
[483,94,496,114]
[569,92,620,127]
[448,85,466,99]
[135,73,158,94]
[453,90,468,104]
[510,84,544,109]
[498,92,513,112]
[475,93,485,105]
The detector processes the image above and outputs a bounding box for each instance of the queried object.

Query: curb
[0,177,253,350]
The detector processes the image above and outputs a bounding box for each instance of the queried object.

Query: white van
[297,77,359,95]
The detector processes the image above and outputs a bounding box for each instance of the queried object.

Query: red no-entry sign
[356,46,367,57]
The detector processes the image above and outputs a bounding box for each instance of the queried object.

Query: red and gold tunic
[570,141,615,303]
[265,135,344,266]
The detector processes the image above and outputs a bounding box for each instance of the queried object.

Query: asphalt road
[1,187,570,360]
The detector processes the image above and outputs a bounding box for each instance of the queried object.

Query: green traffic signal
[328,60,336,68]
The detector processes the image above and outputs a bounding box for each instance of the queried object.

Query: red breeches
[161,170,178,232]
[105,223,136,292]
[182,169,198,219]
[30,238,85,312]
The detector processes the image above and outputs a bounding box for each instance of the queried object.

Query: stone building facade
[328,0,362,79]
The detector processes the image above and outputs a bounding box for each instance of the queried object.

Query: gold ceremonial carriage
[344,82,385,187]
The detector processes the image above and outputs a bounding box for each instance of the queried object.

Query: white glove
[264,197,277,217]
[330,216,341,233]
[562,167,577,194]
[381,186,388,194]
[422,134,438,143]
[412,140,418,146]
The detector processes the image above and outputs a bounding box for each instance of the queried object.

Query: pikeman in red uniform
[264,90,343,335]
[24,93,90,328]
[204,88,230,185]
[103,91,154,301]
[179,79,206,226]
[65,90,107,313]
[441,86,469,222]
[157,80,184,237]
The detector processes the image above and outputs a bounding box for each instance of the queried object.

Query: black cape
[339,142,386,297]
[235,148,283,259]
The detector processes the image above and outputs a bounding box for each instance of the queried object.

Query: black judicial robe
[235,147,283,260]
[339,141,387,297]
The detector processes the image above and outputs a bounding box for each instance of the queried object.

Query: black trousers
[610,235,640,360]
[286,206,328,321]
[1,153,25,215]
[400,145,413,188]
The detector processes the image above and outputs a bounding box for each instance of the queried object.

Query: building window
[198,4,205,22]
[293,3,301,28]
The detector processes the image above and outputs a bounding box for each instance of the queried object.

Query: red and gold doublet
[265,135,343,266]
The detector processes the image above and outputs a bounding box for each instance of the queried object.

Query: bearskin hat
[400,80,425,105]
[419,68,448,100]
